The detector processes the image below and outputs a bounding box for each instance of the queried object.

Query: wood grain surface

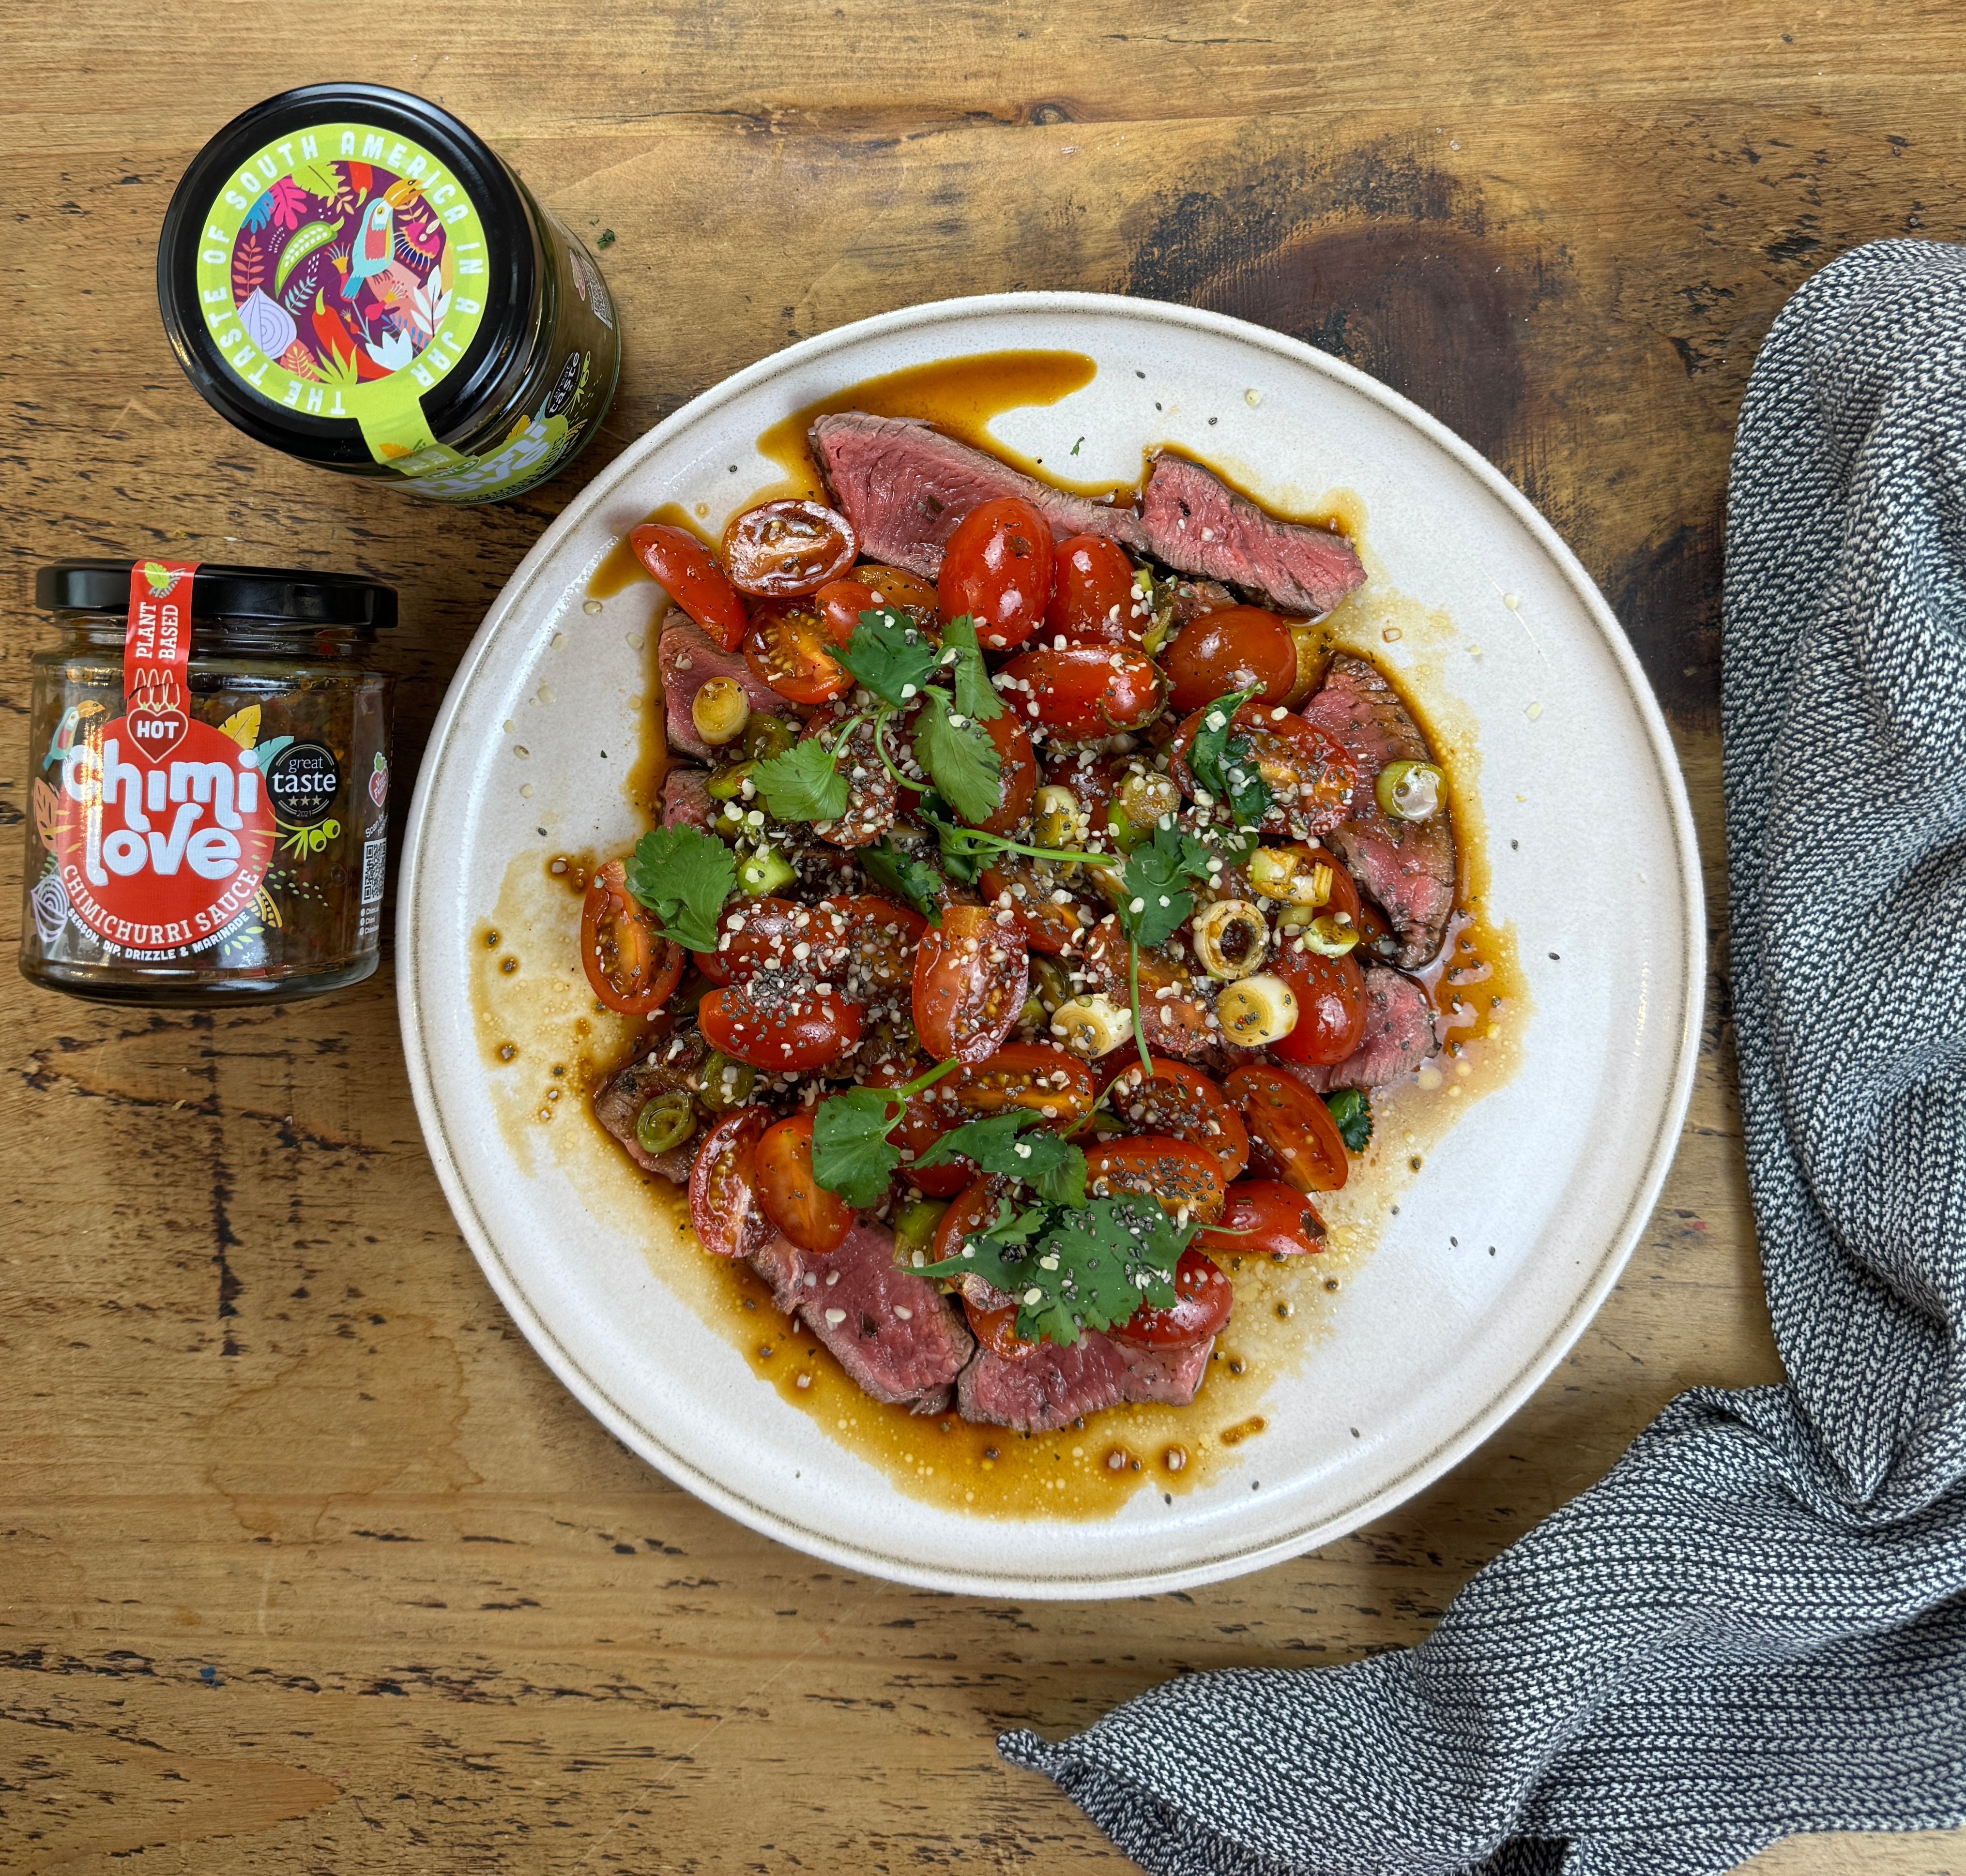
[2,3,1961,1869]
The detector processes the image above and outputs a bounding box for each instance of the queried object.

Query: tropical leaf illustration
[276,340,320,381]
[142,561,176,594]
[231,231,267,299]
[242,192,274,234]
[290,158,341,200]
[267,175,309,232]
[253,886,284,930]
[313,345,365,391]
[256,735,294,772]
[219,703,261,750]
[321,164,361,216]
[31,779,58,853]
[238,288,297,360]
[274,219,342,294]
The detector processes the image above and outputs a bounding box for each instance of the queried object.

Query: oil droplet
[1219,1415,1266,1448]
[583,598,604,615]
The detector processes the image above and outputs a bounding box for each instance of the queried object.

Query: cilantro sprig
[1188,686,1271,827]
[1111,818,1219,1072]
[1326,1087,1373,1152]
[623,825,737,952]
[915,1191,1192,1347]
[809,1057,960,1207]
[914,791,1122,884]
[914,1109,1087,1207]
[858,838,946,924]
[751,736,850,823]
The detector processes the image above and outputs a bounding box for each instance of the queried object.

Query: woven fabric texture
[999,239,1966,1875]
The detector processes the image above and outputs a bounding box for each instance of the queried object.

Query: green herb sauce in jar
[157,84,619,504]
[21,560,396,1006]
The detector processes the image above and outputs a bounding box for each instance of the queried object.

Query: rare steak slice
[1280,965,1440,1092]
[661,765,715,834]
[751,1224,975,1414]
[660,616,790,761]
[592,1035,710,1184]
[1302,652,1458,967]
[809,412,1149,579]
[1140,454,1367,617]
[957,1328,1216,1433]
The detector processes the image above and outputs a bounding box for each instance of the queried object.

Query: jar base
[19,951,381,1009]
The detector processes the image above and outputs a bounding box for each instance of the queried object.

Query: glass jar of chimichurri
[20,560,396,1006]
[156,84,619,503]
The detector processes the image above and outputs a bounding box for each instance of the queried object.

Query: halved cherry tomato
[1046,535,1144,643]
[745,600,852,705]
[822,894,929,990]
[817,565,941,641]
[1224,1064,1350,1193]
[965,711,1037,836]
[933,1173,1018,1263]
[857,1055,971,1197]
[688,1108,776,1258]
[755,1114,855,1253]
[913,903,1030,1064]
[699,973,865,1071]
[580,858,686,1014]
[963,1296,1040,1362]
[1164,606,1299,714]
[979,858,1093,954]
[693,897,850,988]
[1109,1247,1234,1350]
[938,496,1055,651]
[999,643,1165,742]
[631,522,750,651]
[1082,917,1215,1060]
[1169,701,1356,838]
[1268,944,1368,1065]
[1103,1057,1249,1180]
[1196,1180,1327,1257]
[722,499,857,597]
[1041,746,1124,840]
[1084,1135,1227,1221]
[805,715,897,847]
[925,1040,1098,1126]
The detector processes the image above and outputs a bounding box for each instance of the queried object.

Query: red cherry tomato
[1164,606,1300,714]
[961,711,1037,836]
[938,497,1055,651]
[1046,535,1144,643]
[692,896,850,988]
[978,859,1093,954]
[854,1055,970,1197]
[816,565,942,642]
[631,523,750,651]
[963,1297,1041,1362]
[822,894,929,991]
[1081,918,1215,1061]
[1169,701,1356,838]
[913,903,1030,1064]
[1196,1180,1327,1258]
[579,858,686,1014]
[1041,747,1124,841]
[1268,944,1368,1065]
[998,643,1165,742]
[1110,1247,1234,1350]
[1223,1064,1350,1193]
[745,600,852,705]
[1084,1135,1227,1221]
[1103,1057,1250,1180]
[699,974,865,1071]
[925,1040,1098,1125]
[721,499,858,597]
[688,1108,776,1258]
[754,1114,855,1253]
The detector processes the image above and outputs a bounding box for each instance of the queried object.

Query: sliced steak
[751,1224,974,1414]
[662,766,715,833]
[1280,965,1439,1092]
[592,1036,709,1183]
[809,412,1149,579]
[660,616,789,761]
[1301,652,1457,967]
[1141,455,1366,617]
[957,1328,1216,1433]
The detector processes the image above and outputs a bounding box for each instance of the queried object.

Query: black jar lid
[36,561,398,631]
[156,84,540,468]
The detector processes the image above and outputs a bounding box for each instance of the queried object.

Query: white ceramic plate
[398,293,1701,1598]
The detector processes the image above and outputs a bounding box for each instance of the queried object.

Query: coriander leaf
[914,793,986,885]
[836,607,941,708]
[914,689,1003,826]
[1116,818,1214,951]
[810,1086,905,1208]
[1189,686,1271,826]
[914,1110,1088,1207]
[858,839,945,924]
[751,737,848,824]
[939,615,1005,723]
[1326,1087,1373,1153]
[623,825,736,952]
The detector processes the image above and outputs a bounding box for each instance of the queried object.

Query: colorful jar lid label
[193,121,490,470]
[50,565,279,960]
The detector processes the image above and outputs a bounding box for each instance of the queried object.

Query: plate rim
[397,289,1706,1598]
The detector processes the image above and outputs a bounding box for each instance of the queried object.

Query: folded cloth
[999,239,1966,1876]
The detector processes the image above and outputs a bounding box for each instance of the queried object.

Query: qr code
[361,832,387,908]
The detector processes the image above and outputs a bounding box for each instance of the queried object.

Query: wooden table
[3,5,1959,1869]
